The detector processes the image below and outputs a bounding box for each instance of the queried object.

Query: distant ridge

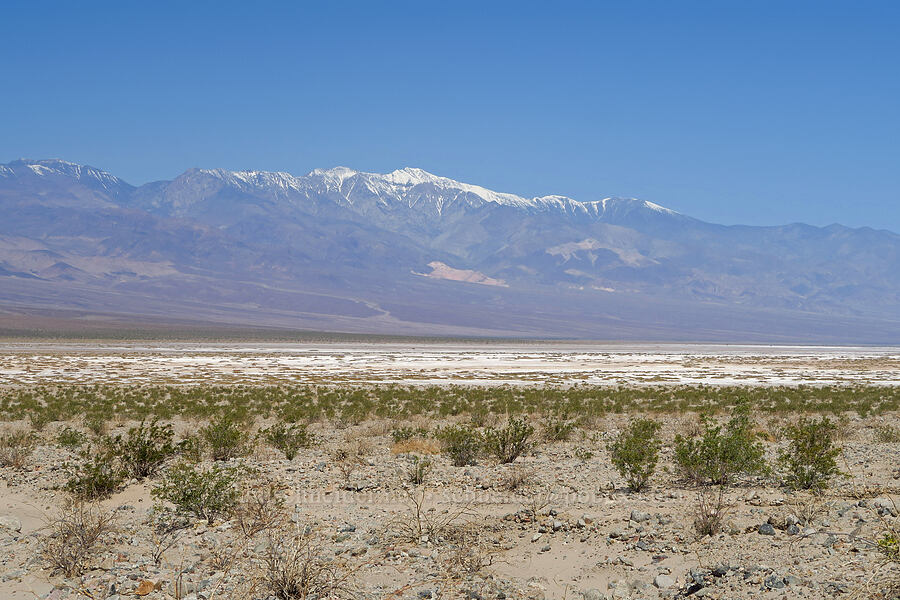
[0,158,898,343]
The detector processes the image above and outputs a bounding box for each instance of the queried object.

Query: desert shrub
[0,428,36,468]
[573,446,595,461]
[874,424,900,443]
[333,438,371,482]
[879,530,900,562]
[262,422,313,460]
[484,417,534,464]
[201,414,250,461]
[40,502,117,577]
[674,402,768,485]
[109,419,177,479]
[693,487,729,537]
[436,424,483,467]
[146,507,189,566]
[497,466,536,492]
[468,406,497,428]
[392,488,473,544]
[406,456,432,485]
[29,411,54,432]
[543,414,576,442]
[608,418,662,492]
[152,462,241,524]
[391,437,441,455]
[65,447,125,500]
[778,416,843,490]
[83,414,107,437]
[177,433,205,463]
[391,426,430,444]
[262,526,354,600]
[57,426,88,449]
[236,479,287,538]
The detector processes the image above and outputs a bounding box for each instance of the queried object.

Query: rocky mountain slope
[1,158,898,342]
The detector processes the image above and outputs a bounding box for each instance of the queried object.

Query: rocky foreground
[1,411,899,600]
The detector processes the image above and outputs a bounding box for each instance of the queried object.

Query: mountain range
[1,158,898,342]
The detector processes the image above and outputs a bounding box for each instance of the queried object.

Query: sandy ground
[0,414,898,599]
[0,343,898,599]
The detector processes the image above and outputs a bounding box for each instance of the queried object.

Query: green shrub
[878,531,899,561]
[484,417,534,464]
[406,456,432,485]
[57,427,88,449]
[674,403,768,485]
[436,424,483,467]
[152,462,241,524]
[65,448,124,500]
[262,422,313,460]
[543,414,576,442]
[83,415,107,437]
[176,433,205,463]
[109,419,177,479]
[608,418,662,492]
[778,417,843,490]
[391,426,430,444]
[29,412,54,432]
[573,447,594,461]
[200,415,250,461]
[0,428,35,468]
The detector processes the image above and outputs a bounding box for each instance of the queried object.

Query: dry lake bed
[1,341,899,386]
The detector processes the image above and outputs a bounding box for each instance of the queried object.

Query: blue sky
[1,1,898,231]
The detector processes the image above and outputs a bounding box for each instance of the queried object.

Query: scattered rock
[630,510,651,523]
[0,516,22,532]
[134,580,155,596]
[653,574,675,589]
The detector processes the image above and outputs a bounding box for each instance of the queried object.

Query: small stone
[758,523,776,536]
[654,574,675,589]
[765,575,785,589]
[135,580,155,596]
[873,498,898,517]
[630,510,651,523]
[0,516,22,533]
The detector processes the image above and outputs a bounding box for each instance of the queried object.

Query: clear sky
[1,1,898,231]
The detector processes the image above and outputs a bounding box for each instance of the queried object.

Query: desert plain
[0,341,898,600]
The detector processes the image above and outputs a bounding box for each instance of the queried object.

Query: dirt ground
[1,410,899,600]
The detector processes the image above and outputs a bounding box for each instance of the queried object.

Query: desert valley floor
[0,341,898,600]
[1,342,899,386]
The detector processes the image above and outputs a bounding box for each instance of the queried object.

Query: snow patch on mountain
[6,159,131,194]
[2,158,683,223]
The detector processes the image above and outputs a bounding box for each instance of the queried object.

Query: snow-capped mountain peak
[4,158,130,194]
